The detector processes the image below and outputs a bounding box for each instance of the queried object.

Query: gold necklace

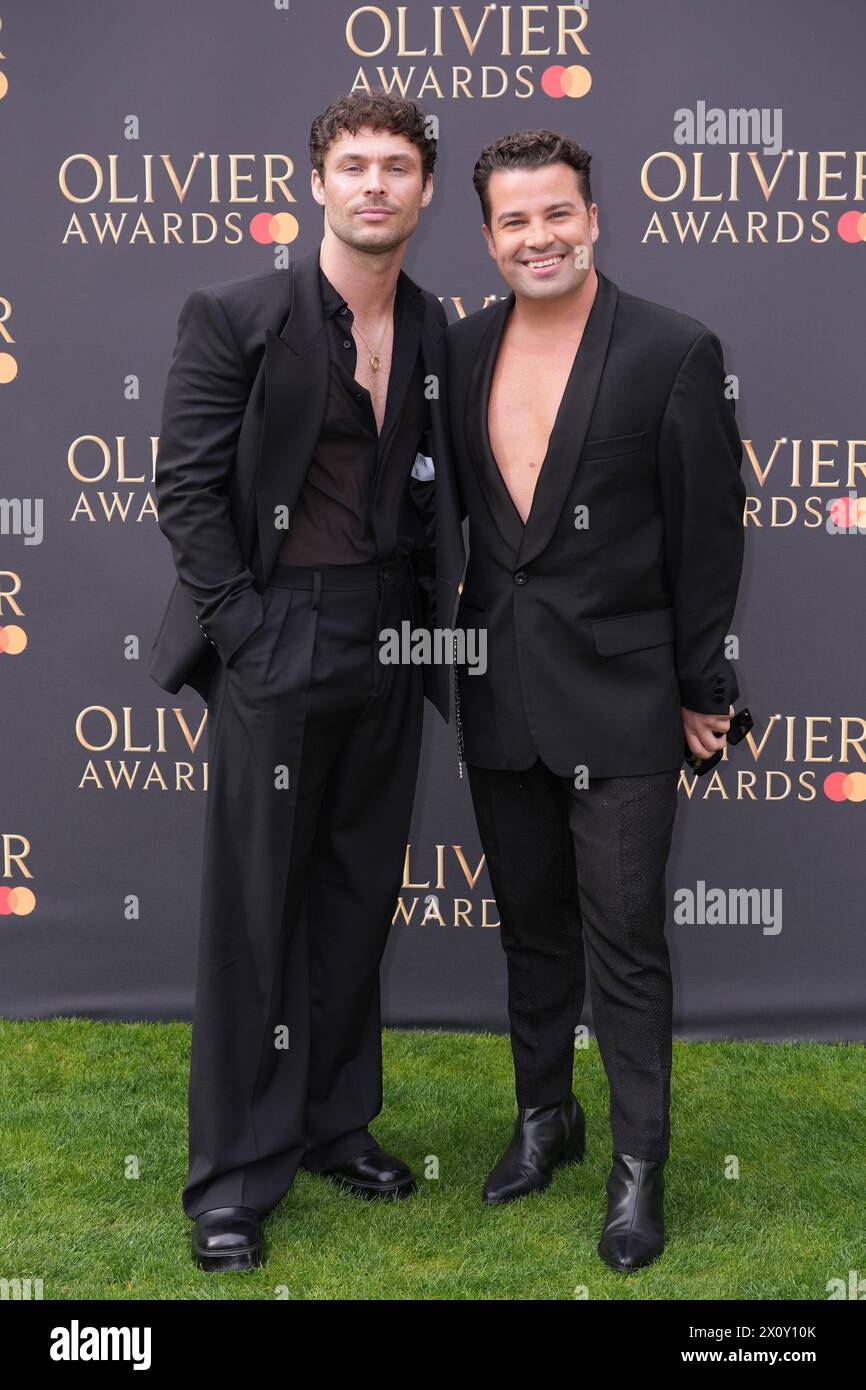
[350,301,394,371]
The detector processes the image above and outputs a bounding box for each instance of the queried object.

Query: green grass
[0,1021,863,1300]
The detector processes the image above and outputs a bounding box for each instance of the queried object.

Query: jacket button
[514,570,528,586]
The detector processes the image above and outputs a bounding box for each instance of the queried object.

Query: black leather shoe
[597,1152,665,1270]
[191,1205,264,1272]
[483,1093,585,1205]
[324,1143,417,1200]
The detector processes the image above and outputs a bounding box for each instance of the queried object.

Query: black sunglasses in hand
[683,707,753,777]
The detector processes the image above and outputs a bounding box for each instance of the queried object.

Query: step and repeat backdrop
[2,1,864,1037]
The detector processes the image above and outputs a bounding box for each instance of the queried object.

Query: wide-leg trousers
[182,557,423,1219]
[466,760,680,1162]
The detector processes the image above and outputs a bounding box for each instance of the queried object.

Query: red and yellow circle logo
[824,771,866,801]
[837,210,866,243]
[0,886,36,915]
[541,65,592,99]
[250,212,300,245]
[0,625,27,655]
[827,495,866,527]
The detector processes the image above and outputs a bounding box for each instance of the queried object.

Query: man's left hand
[682,704,734,760]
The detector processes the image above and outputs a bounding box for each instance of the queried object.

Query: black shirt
[277,265,430,565]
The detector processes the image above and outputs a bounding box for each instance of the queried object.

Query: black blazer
[446,267,746,778]
[149,246,465,720]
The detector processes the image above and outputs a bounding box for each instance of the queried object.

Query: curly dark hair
[309,90,437,183]
[473,129,593,226]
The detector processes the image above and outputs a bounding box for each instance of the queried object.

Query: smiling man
[446,130,746,1270]
[150,91,464,1270]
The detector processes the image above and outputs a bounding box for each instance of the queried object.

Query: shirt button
[342,339,352,349]
[514,570,528,586]
[339,306,348,315]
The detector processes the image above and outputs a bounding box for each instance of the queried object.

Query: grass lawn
[1,1021,863,1300]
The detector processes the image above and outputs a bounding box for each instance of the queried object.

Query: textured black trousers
[183,557,423,1219]
[466,760,680,1161]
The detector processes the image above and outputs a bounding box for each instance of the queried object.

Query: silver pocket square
[411,452,435,481]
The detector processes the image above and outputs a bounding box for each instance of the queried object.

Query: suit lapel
[464,269,619,569]
[517,269,618,567]
[464,294,524,556]
[256,248,330,577]
[418,282,445,378]
[373,275,426,480]
[421,292,466,619]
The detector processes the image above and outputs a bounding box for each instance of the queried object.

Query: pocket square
[411,452,435,482]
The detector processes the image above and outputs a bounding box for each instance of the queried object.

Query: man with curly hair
[151,91,464,1269]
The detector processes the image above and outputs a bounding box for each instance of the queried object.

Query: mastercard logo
[837,211,866,243]
[250,212,300,245]
[0,886,36,915]
[824,771,866,801]
[827,495,866,527]
[0,625,27,655]
[541,65,592,99]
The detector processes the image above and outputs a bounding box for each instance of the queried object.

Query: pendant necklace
[351,301,394,371]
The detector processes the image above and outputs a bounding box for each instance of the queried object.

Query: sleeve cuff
[197,584,266,666]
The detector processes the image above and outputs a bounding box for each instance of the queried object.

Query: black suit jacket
[149,247,465,719]
[446,267,746,778]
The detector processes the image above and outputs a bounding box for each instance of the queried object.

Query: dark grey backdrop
[2,1,864,1039]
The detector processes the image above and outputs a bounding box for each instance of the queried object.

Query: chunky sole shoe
[191,1205,264,1272]
[324,1144,418,1200]
[327,1169,418,1200]
[192,1242,263,1273]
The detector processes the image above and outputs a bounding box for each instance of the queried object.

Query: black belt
[267,556,414,591]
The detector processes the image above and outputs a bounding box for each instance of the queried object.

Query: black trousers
[466,760,679,1162]
[183,557,423,1219]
